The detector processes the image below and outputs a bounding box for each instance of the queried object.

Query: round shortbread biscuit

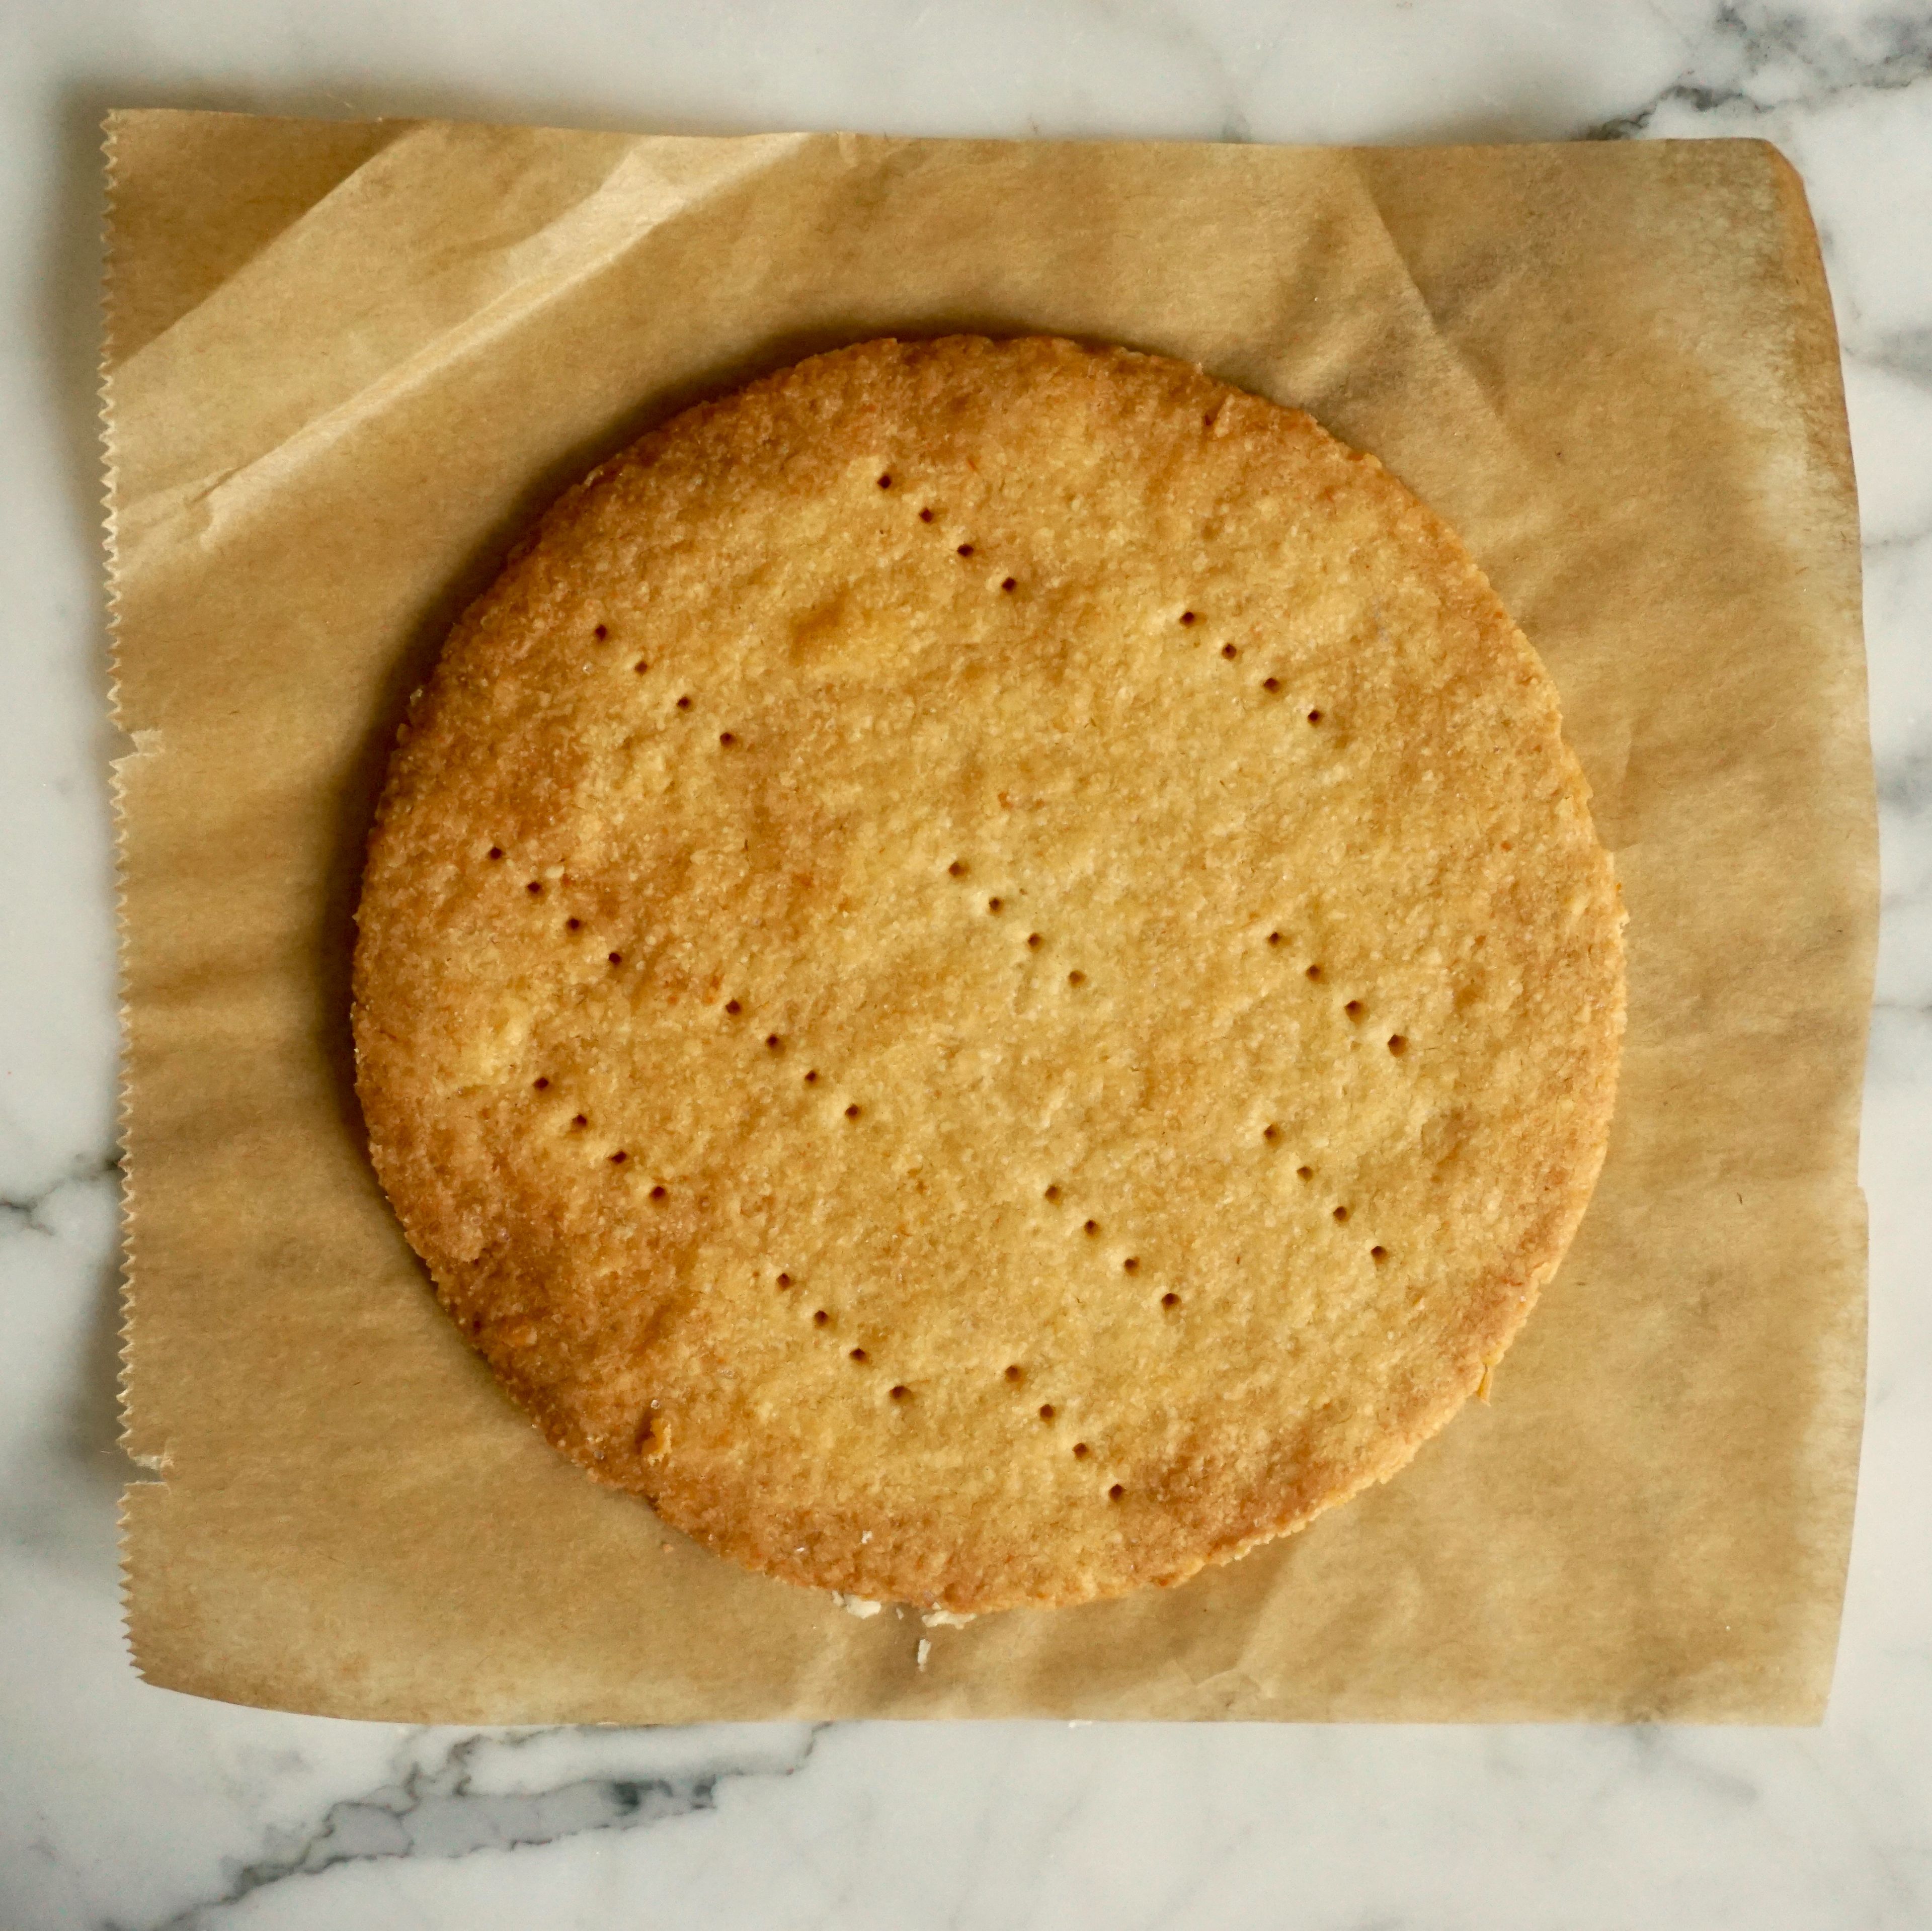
[353,335,1624,1614]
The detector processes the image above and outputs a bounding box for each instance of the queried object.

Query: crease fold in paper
[112,125,813,582]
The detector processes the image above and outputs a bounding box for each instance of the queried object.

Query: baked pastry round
[353,335,1624,1613]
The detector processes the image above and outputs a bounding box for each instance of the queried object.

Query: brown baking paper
[107,111,1874,1723]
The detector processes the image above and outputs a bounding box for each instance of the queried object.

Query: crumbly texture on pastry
[352,335,1625,1614]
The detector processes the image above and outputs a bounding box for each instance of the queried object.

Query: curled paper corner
[106,124,820,590]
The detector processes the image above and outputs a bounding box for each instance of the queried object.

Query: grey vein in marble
[0,1149,121,1238]
[1594,0,1932,136]
[119,1726,828,1931]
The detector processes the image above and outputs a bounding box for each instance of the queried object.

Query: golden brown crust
[353,335,1625,1613]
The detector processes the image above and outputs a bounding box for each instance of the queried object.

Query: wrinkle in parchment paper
[107,112,1872,1723]
[116,129,815,584]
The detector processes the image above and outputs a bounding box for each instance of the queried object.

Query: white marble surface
[3,1,1929,1925]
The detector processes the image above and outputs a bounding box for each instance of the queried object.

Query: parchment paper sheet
[107,112,1875,1723]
